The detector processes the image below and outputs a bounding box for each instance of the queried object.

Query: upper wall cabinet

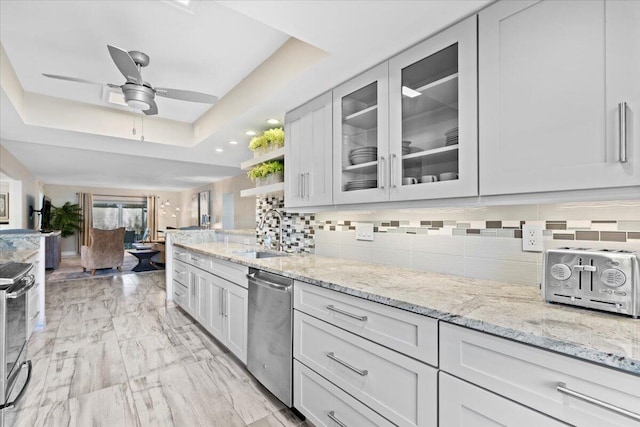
[333,64,390,204]
[389,15,478,201]
[285,92,333,208]
[479,0,640,196]
[333,17,477,205]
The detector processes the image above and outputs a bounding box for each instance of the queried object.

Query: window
[92,199,147,241]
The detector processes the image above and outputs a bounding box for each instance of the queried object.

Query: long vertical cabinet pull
[619,102,628,163]
[390,153,397,188]
[219,288,223,316]
[305,172,310,199]
[298,173,303,197]
[379,156,386,189]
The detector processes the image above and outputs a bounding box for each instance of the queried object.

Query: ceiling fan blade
[143,99,158,116]
[107,45,142,84]
[155,87,218,104]
[42,73,120,89]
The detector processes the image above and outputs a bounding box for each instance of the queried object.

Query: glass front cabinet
[333,16,477,205]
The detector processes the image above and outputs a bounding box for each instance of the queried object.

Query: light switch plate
[355,223,374,241]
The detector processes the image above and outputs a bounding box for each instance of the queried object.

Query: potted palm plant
[50,202,83,238]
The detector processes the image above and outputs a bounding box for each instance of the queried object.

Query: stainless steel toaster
[542,247,639,318]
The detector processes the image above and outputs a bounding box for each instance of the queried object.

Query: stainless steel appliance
[247,268,293,406]
[0,262,34,424]
[542,248,639,317]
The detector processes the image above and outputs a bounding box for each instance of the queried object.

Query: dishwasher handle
[247,273,292,292]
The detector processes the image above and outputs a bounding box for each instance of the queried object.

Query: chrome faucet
[258,209,284,251]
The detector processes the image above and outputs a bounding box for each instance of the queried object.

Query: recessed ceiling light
[245,130,257,136]
[266,118,280,125]
[215,148,224,152]
[228,140,238,145]
[402,86,422,98]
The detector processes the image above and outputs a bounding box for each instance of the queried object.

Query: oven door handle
[0,360,32,410]
[6,276,36,299]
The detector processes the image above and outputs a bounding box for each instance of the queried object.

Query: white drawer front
[440,323,640,427]
[294,311,437,427]
[439,372,567,427]
[210,258,248,289]
[172,280,188,308]
[173,260,189,285]
[188,252,210,270]
[294,360,395,427]
[173,247,189,262]
[294,281,438,365]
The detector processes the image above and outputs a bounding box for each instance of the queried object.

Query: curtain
[147,195,158,241]
[77,192,93,254]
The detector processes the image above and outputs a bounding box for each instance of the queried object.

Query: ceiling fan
[43,45,218,116]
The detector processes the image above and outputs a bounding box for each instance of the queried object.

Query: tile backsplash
[256,199,640,285]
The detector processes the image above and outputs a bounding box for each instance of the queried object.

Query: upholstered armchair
[81,227,126,276]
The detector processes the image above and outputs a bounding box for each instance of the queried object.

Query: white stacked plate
[402,140,412,155]
[345,179,378,191]
[445,127,459,146]
[349,146,377,165]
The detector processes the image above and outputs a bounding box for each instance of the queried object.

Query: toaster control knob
[601,268,626,287]
[550,264,571,281]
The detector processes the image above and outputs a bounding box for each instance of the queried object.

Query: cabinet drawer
[172,280,188,308]
[210,258,248,289]
[173,260,189,285]
[294,360,394,427]
[440,323,640,427]
[173,247,189,262]
[439,372,567,427]
[294,311,437,427]
[188,252,210,270]
[294,281,438,365]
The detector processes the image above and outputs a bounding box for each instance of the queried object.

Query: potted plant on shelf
[248,160,284,187]
[249,127,284,157]
[50,201,83,238]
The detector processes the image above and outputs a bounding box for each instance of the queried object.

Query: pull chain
[141,114,144,141]
[132,114,136,135]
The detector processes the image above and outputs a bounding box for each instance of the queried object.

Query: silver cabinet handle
[390,153,397,188]
[557,382,640,421]
[219,288,224,316]
[328,411,347,427]
[29,311,40,321]
[619,102,628,163]
[305,172,310,199]
[326,305,368,321]
[174,291,184,298]
[300,173,304,197]
[379,156,385,189]
[326,352,368,376]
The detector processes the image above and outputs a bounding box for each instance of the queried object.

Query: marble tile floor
[6,272,308,427]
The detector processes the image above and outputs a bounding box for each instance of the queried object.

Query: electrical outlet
[522,224,544,252]
[355,223,374,241]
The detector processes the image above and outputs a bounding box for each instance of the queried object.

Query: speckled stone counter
[0,249,39,263]
[175,241,640,376]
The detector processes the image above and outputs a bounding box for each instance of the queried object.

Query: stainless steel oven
[0,262,34,422]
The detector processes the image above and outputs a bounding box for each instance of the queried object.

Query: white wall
[0,144,44,229]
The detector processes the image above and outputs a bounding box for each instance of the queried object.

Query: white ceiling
[0,0,491,191]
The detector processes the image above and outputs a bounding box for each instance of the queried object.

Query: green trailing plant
[248,160,284,181]
[50,202,83,238]
[248,127,285,152]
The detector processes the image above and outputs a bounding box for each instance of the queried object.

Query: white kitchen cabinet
[333,63,390,204]
[188,265,209,325]
[285,91,333,208]
[294,311,437,427]
[479,0,640,195]
[222,278,248,363]
[388,15,477,201]
[440,323,640,427]
[439,372,567,427]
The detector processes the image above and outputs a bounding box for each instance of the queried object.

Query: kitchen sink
[233,249,288,259]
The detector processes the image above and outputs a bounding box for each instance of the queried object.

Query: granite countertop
[0,249,39,263]
[175,241,640,376]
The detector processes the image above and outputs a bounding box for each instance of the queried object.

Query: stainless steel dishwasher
[247,268,293,407]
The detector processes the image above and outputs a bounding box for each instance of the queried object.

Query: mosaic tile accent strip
[256,194,315,253]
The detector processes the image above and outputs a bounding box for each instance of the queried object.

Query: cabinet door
[224,282,248,364]
[439,372,566,427]
[479,0,640,195]
[285,92,333,208]
[187,270,197,317]
[207,275,225,341]
[333,63,390,204]
[389,16,478,201]
[188,267,208,324]
[285,103,306,207]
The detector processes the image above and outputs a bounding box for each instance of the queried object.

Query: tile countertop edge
[174,242,640,376]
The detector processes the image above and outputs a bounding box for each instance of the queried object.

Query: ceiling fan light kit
[42,45,218,116]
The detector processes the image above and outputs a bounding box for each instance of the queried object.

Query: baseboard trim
[61,251,77,258]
